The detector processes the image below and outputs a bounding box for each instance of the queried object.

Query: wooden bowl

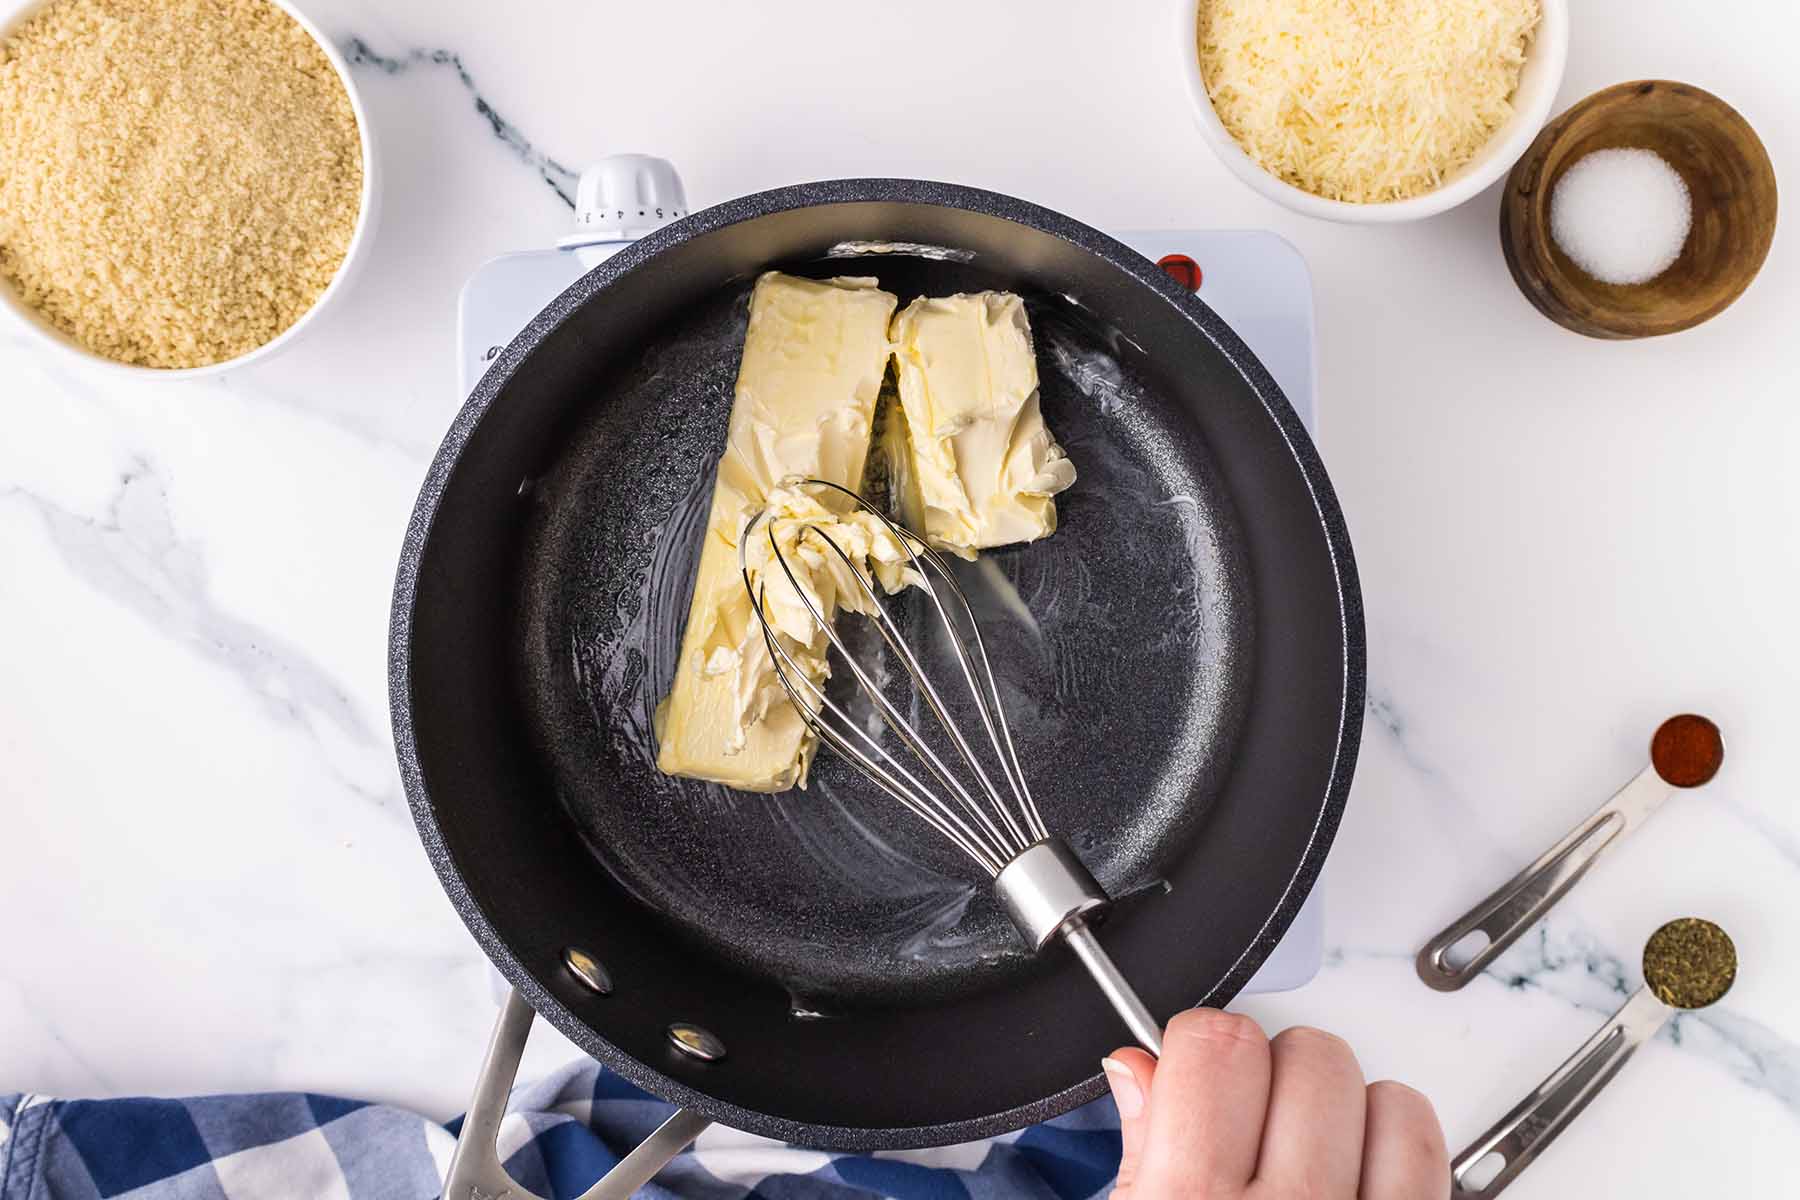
[1500,80,1777,339]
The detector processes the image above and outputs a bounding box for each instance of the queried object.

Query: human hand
[1103,1010,1448,1199]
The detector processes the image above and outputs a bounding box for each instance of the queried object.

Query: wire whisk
[740,478,1164,1056]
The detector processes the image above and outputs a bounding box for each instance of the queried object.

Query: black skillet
[391,179,1363,1187]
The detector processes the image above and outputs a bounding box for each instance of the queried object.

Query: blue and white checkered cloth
[1,1061,1121,1199]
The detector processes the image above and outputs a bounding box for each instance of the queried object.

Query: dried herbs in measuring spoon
[1643,916,1737,1009]
[1450,918,1737,1197]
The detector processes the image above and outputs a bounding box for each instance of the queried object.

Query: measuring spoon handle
[1450,986,1669,1198]
[1417,765,1671,991]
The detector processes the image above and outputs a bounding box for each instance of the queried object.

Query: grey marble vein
[1488,923,1634,1009]
[1322,933,1800,1117]
[228,374,428,464]
[1364,683,1449,784]
[1311,939,1800,1122]
[1,461,399,811]
[342,38,579,207]
[1722,798,1800,873]
[0,978,115,1094]
[1481,923,1800,1119]
[1675,1008,1800,1122]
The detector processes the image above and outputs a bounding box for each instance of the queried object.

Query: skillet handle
[445,988,713,1200]
[1415,764,1671,991]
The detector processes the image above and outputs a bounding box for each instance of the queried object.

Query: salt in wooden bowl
[1500,80,1777,339]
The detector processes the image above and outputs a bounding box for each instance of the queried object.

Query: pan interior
[517,255,1251,1006]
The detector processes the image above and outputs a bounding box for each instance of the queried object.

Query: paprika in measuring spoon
[1650,712,1725,788]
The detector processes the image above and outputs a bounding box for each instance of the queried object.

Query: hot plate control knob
[563,154,689,249]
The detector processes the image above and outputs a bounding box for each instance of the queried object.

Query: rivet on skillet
[562,946,612,995]
[667,1023,726,1062]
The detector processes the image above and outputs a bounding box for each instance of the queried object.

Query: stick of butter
[654,272,898,793]
[884,292,1076,558]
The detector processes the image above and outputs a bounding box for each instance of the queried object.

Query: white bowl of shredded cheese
[1179,0,1568,223]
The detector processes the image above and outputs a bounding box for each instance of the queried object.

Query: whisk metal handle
[995,838,1164,1058]
[1062,919,1164,1057]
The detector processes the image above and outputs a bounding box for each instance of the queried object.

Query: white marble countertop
[3,0,1795,1194]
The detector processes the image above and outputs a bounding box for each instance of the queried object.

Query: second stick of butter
[884,292,1076,558]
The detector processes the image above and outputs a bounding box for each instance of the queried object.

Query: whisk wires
[738,479,1049,877]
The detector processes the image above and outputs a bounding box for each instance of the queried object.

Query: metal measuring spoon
[1449,918,1737,1198]
[1417,715,1724,991]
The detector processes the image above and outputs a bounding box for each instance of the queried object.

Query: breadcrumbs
[0,0,363,368]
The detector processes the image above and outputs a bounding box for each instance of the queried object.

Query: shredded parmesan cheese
[1197,0,1540,204]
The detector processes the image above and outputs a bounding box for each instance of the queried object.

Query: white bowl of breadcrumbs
[0,0,376,375]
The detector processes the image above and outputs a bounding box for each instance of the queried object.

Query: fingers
[1104,1049,1157,1198]
[1110,1014,1443,1200]
[1360,1081,1450,1200]
[1251,1027,1367,1199]
[1135,1009,1271,1198]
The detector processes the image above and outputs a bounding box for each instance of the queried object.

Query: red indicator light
[1156,253,1202,291]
